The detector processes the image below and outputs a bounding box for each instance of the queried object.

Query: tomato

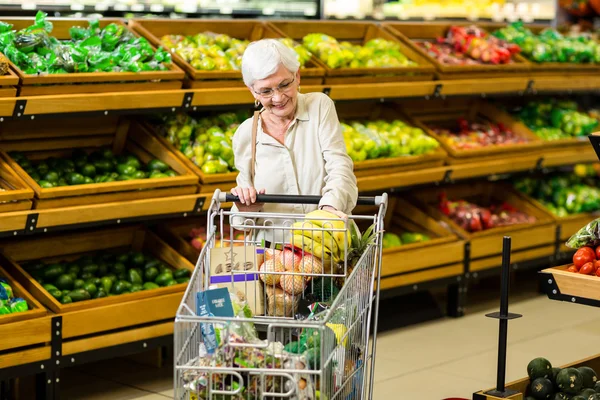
[580,247,596,259]
[580,262,594,275]
[593,260,600,272]
[595,246,600,260]
[568,265,579,273]
[595,267,600,277]
[573,248,596,268]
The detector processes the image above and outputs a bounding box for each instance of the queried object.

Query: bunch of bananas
[290,210,360,263]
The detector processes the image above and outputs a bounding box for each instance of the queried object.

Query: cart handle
[220,193,385,206]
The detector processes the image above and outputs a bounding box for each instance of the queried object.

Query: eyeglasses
[253,76,295,98]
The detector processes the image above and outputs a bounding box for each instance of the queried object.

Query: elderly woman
[230,39,358,242]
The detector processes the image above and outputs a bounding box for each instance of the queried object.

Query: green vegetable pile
[513,100,598,140]
[515,172,600,217]
[524,357,600,400]
[382,232,430,249]
[342,119,439,162]
[26,251,191,304]
[0,11,171,75]
[493,22,600,64]
[9,149,176,188]
[156,111,249,175]
[302,34,416,69]
[0,278,28,315]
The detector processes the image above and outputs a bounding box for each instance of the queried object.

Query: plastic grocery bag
[566,218,600,249]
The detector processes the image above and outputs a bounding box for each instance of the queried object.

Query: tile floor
[57,277,600,400]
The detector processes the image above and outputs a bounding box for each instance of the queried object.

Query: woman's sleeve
[317,95,358,214]
[230,119,254,227]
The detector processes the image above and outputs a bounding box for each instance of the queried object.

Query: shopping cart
[174,190,388,400]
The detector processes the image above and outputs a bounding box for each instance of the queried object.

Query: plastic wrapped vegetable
[567,218,600,249]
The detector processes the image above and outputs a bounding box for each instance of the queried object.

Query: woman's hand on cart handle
[231,186,265,211]
[320,205,348,221]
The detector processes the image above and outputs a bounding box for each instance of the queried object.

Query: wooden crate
[1,225,194,338]
[156,217,206,264]
[478,23,600,75]
[0,17,184,96]
[335,101,447,176]
[410,182,556,261]
[0,156,34,212]
[129,19,325,88]
[474,353,600,400]
[267,20,435,84]
[141,119,237,191]
[540,263,600,301]
[409,99,543,161]
[0,262,51,369]
[0,68,18,98]
[0,116,199,209]
[383,22,531,80]
[372,197,465,291]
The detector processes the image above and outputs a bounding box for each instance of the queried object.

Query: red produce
[595,246,600,260]
[568,265,579,273]
[573,247,596,267]
[580,261,594,275]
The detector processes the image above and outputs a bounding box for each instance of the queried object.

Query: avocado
[111,262,126,275]
[144,259,161,270]
[113,280,131,295]
[144,267,159,282]
[530,378,554,400]
[56,178,68,187]
[142,282,160,290]
[83,176,94,184]
[128,269,143,286]
[67,264,80,277]
[116,254,129,264]
[55,274,74,291]
[60,295,72,304]
[93,159,112,173]
[97,263,108,276]
[43,171,59,183]
[100,277,113,294]
[68,289,91,302]
[155,272,173,287]
[80,272,95,281]
[147,159,169,172]
[164,279,178,287]
[81,264,99,275]
[131,284,143,293]
[42,283,58,292]
[132,170,147,179]
[94,290,107,299]
[130,252,145,267]
[48,289,63,300]
[176,277,190,284]
[174,269,191,279]
[123,156,141,169]
[149,172,168,179]
[44,264,65,281]
[83,283,97,297]
[165,170,177,177]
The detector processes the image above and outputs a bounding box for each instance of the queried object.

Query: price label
[131,4,144,11]
[150,4,165,12]
[95,3,109,10]
[220,6,233,14]
[114,3,128,11]
[70,3,85,10]
[21,2,37,10]
[304,7,316,16]
[263,7,275,15]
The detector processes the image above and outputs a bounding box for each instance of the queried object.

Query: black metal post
[485,236,522,398]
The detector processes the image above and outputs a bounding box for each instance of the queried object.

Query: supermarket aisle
[59,290,600,400]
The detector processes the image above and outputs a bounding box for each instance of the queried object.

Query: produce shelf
[0,193,210,237]
[540,264,600,308]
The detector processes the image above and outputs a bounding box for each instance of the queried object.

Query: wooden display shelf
[1,225,193,338]
[541,264,600,306]
[469,244,555,273]
[267,20,435,84]
[0,262,51,370]
[376,197,465,290]
[156,217,205,264]
[382,22,531,80]
[0,117,198,209]
[410,182,556,260]
[474,353,600,399]
[328,81,436,100]
[129,19,325,87]
[0,156,34,212]
[2,18,184,96]
[0,69,18,98]
[409,100,543,160]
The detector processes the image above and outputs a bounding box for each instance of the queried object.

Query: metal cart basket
[175,190,388,400]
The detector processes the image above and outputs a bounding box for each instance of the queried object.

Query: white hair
[241,39,300,87]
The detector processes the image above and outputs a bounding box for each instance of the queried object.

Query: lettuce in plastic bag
[566,218,600,249]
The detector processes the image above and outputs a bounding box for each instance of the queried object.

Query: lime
[83,177,94,184]
[101,149,114,159]
[93,159,112,173]
[57,178,68,187]
[147,159,169,172]
[149,172,168,179]
[124,156,141,169]
[118,175,135,181]
[80,164,96,177]
[201,162,218,175]
[116,164,136,176]
[38,180,54,188]
[66,172,85,186]
[132,170,147,179]
[44,171,59,183]
[164,170,177,177]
